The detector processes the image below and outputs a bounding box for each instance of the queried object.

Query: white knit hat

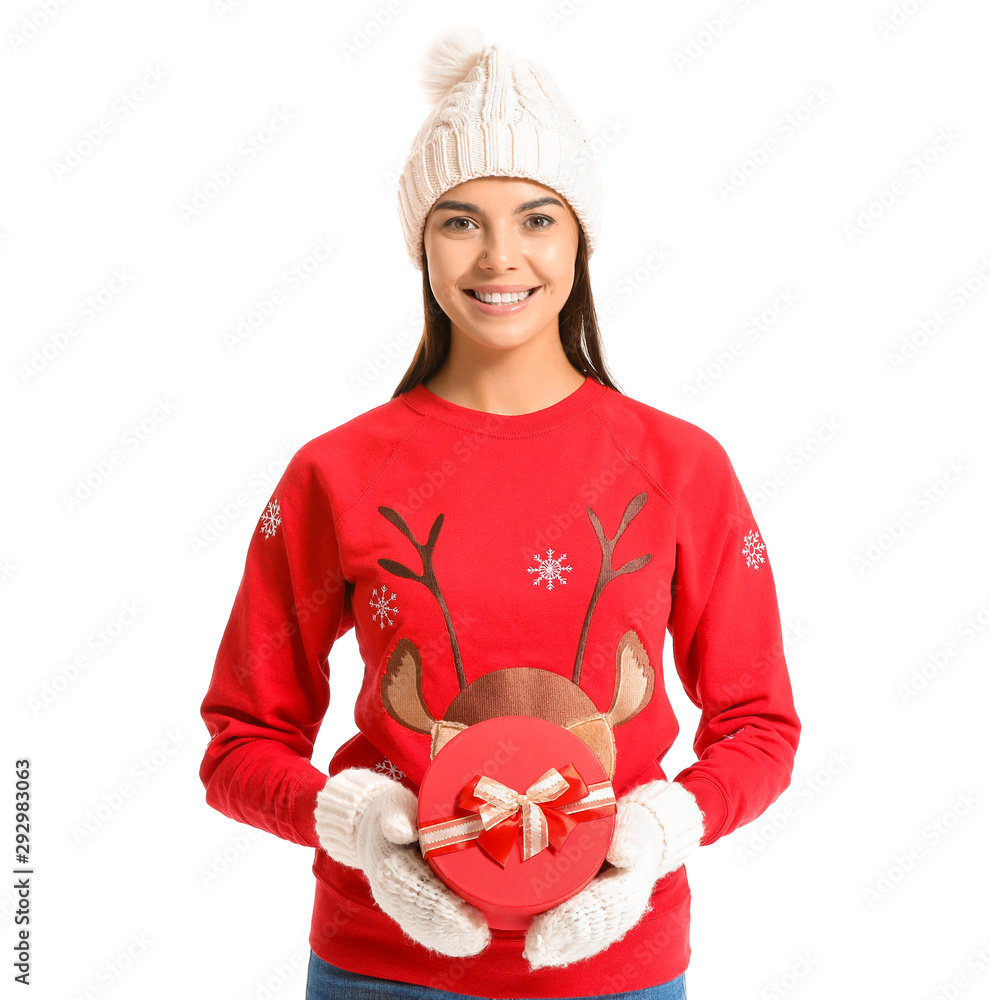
[397,26,604,272]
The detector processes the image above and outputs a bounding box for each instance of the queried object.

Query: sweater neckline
[401,374,606,435]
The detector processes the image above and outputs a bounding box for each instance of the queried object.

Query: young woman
[199,28,801,1000]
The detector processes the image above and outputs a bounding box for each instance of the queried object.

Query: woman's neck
[423,363,587,416]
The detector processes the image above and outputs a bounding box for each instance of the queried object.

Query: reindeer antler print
[373,493,659,776]
[572,492,652,685]
[377,506,467,691]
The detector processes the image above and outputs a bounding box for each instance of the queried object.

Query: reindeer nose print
[528,548,572,590]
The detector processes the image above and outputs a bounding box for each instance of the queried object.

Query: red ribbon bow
[462,762,587,867]
[419,761,609,869]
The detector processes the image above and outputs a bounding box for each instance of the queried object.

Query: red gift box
[417,715,617,930]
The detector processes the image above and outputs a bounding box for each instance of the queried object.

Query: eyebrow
[431,196,565,215]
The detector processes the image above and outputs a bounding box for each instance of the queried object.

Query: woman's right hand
[315,767,491,958]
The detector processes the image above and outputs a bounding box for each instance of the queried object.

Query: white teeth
[471,288,534,304]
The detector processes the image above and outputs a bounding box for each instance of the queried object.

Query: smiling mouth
[466,288,538,304]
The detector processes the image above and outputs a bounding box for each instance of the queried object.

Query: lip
[464,285,541,316]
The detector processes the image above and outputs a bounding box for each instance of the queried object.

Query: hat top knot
[415,25,489,106]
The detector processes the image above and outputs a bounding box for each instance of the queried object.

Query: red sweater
[199,375,800,998]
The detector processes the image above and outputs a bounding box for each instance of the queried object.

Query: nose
[479,222,522,268]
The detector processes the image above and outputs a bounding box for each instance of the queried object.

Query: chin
[461,326,537,349]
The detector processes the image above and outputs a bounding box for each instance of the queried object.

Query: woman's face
[422,176,580,354]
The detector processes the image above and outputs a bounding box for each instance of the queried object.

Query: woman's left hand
[522,779,704,969]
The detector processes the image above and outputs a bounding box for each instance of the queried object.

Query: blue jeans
[305,950,687,999]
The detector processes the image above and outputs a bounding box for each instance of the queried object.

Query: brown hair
[390,224,622,398]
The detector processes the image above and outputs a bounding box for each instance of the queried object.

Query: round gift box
[416,715,617,930]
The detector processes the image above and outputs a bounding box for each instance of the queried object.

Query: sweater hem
[309,853,691,998]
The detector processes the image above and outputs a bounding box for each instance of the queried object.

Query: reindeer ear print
[567,716,617,780]
[430,720,468,758]
[378,558,420,580]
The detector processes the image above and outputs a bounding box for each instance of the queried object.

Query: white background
[3,1,989,998]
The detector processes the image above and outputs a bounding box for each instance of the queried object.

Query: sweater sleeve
[666,434,801,847]
[198,444,352,849]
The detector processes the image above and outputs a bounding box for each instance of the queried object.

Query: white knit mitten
[315,767,491,958]
[522,779,704,970]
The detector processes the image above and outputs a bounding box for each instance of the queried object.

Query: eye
[526,214,556,230]
[442,217,477,232]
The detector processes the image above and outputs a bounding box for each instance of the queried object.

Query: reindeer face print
[376,493,656,780]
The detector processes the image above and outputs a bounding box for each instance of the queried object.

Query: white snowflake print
[528,548,573,590]
[370,586,398,629]
[259,498,281,539]
[375,758,406,781]
[741,528,766,570]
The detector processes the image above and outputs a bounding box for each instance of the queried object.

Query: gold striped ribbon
[418,762,616,868]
